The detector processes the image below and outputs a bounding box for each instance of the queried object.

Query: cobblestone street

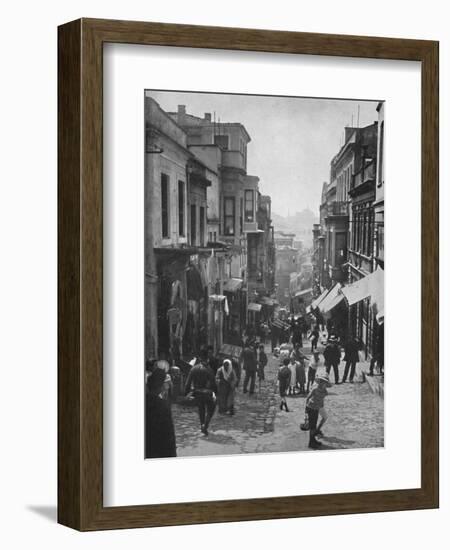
[172,344,384,457]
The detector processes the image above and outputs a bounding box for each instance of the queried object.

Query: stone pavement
[172,344,384,457]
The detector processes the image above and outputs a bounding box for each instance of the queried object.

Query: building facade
[311,114,384,359]
[144,97,277,359]
[347,122,378,354]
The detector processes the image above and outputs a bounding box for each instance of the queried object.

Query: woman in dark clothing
[216,359,237,415]
[145,368,177,458]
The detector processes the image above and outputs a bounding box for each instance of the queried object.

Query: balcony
[221,150,246,171]
[325,201,348,217]
[352,160,376,190]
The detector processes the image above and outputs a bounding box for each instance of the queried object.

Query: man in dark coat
[241,344,257,394]
[270,322,279,352]
[342,337,360,383]
[310,326,320,353]
[145,368,177,458]
[256,343,268,383]
[323,336,341,384]
[291,319,303,348]
[206,345,220,374]
[184,347,217,435]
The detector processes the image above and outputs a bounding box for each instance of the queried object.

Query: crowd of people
[145,313,379,457]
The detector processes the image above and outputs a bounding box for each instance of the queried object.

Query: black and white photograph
[144,90,385,459]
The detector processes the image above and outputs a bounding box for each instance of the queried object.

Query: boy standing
[304,373,332,449]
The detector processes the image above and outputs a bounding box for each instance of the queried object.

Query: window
[367,210,374,256]
[161,173,169,238]
[190,205,197,245]
[362,212,368,254]
[200,206,205,246]
[224,197,235,236]
[178,180,185,236]
[244,190,254,222]
[213,231,217,242]
[240,198,243,234]
[214,134,229,150]
[248,234,257,276]
[335,232,346,266]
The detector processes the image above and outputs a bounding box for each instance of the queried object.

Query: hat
[316,374,332,386]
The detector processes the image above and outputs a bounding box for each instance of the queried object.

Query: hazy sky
[147,90,379,215]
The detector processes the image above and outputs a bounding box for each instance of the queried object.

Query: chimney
[177,104,186,125]
[204,113,211,122]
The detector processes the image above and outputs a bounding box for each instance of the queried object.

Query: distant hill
[272,208,319,247]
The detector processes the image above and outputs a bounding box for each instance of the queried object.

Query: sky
[147,90,380,216]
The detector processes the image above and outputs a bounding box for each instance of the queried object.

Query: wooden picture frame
[58,18,439,531]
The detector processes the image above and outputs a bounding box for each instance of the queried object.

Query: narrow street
[172,344,384,457]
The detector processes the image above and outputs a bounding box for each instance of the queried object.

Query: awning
[223,277,243,293]
[318,283,343,314]
[248,302,262,312]
[321,292,345,313]
[371,268,384,324]
[311,288,330,310]
[340,267,384,308]
[340,274,370,305]
[294,287,312,298]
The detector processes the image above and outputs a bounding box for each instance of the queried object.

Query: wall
[1,1,449,549]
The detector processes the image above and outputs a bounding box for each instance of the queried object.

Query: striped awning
[311,288,330,310]
[318,283,343,314]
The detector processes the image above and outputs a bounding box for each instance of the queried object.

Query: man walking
[242,343,257,394]
[342,336,360,383]
[305,373,332,449]
[256,343,268,387]
[291,318,303,348]
[184,347,217,436]
[323,335,341,384]
[270,321,279,352]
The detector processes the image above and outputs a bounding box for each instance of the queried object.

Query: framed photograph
[58,18,439,530]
